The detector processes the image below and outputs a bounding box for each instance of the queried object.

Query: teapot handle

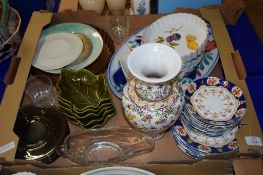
[0,0,9,40]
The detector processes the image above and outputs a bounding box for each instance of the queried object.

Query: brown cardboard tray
[58,0,245,25]
[0,7,262,173]
[1,158,263,175]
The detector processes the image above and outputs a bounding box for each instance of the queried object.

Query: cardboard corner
[200,8,263,155]
[233,158,263,175]
[58,0,79,12]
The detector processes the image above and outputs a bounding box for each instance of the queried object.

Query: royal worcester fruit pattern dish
[107,22,218,99]
[142,13,208,72]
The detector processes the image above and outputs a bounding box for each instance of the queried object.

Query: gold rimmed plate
[39,22,103,74]
[69,33,92,66]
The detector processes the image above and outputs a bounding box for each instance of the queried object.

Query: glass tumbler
[25,75,57,108]
[106,8,129,45]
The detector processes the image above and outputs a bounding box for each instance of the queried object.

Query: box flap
[233,158,263,175]
[58,0,78,12]
[0,12,53,161]
[0,159,234,175]
[200,8,263,155]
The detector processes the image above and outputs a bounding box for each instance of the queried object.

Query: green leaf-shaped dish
[57,68,115,129]
[57,68,111,109]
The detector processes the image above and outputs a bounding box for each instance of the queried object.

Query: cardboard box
[0,6,262,173]
[58,0,245,25]
[1,158,263,175]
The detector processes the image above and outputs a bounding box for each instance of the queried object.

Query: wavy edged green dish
[57,68,115,129]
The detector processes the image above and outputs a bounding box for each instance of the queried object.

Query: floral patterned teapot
[122,43,184,140]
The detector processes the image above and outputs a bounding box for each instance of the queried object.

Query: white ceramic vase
[79,0,105,15]
[122,43,184,140]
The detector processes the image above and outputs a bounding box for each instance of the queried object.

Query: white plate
[81,166,156,175]
[191,86,239,121]
[39,23,103,74]
[32,32,83,70]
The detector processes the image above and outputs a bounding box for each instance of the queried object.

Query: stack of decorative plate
[172,77,246,158]
[57,68,116,129]
[32,23,103,74]
[142,13,209,78]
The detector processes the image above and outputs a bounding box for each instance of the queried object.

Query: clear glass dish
[58,127,155,165]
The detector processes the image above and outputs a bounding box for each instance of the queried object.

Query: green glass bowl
[14,106,69,164]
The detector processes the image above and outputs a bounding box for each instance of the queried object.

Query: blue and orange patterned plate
[172,119,239,158]
[107,23,219,98]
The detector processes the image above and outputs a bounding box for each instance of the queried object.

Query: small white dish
[32,32,83,70]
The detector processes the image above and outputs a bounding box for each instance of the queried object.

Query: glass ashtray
[58,127,155,165]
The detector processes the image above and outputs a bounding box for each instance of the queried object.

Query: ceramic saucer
[32,32,83,70]
[185,77,247,123]
[39,23,103,74]
[190,86,239,121]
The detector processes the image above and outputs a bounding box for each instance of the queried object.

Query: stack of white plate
[32,23,103,74]
[172,77,247,158]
